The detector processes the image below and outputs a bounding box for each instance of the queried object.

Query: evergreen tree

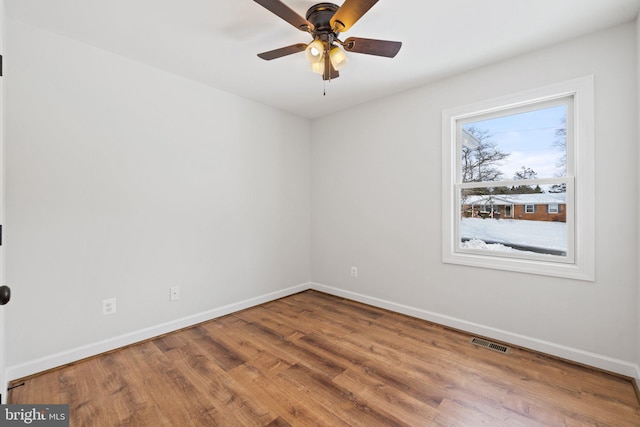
[511,167,543,193]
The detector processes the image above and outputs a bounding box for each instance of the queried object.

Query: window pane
[460,188,567,257]
[461,105,567,183]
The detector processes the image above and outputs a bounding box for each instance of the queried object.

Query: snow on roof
[461,128,481,148]
[463,193,566,205]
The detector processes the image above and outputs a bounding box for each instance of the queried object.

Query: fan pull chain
[323,80,326,96]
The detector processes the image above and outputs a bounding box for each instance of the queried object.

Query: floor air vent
[470,337,510,354]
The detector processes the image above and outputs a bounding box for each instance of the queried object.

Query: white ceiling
[6,0,640,118]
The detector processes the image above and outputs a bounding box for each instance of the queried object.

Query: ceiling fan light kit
[254,0,402,82]
[309,60,325,75]
[305,39,325,64]
[329,46,348,70]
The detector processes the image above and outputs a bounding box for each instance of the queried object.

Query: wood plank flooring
[9,290,640,426]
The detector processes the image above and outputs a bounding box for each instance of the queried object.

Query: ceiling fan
[254,0,402,81]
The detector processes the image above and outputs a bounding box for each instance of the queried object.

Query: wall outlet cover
[103,298,116,315]
[170,286,181,301]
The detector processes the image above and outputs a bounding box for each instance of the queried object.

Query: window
[442,76,594,280]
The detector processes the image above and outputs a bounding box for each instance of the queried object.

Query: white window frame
[442,76,595,281]
[524,204,535,214]
[548,203,559,214]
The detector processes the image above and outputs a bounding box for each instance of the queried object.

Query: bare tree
[550,122,567,193]
[513,166,538,180]
[554,127,567,172]
[461,126,510,183]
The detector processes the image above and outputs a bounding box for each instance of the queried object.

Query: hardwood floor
[9,290,640,426]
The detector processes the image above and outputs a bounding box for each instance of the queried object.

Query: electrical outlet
[170,286,181,301]
[103,298,116,315]
[350,266,358,278]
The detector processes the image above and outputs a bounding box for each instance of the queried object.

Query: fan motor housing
[306,3,339,35]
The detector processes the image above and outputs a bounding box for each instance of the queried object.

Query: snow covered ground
[460,218,567,254]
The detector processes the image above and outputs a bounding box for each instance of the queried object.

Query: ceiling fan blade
[258,43,307,60]
[254,0,314,31]
[330,0,378,32]
[343,37,402,57]
[323,55,340,81]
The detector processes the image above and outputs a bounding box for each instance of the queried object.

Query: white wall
[312,22,639,375]
[5,11,639,383]
[4,19,311,372]
[0,0,6,402]
[637,16,640,381]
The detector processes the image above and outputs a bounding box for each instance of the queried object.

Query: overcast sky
[463,105,566,180]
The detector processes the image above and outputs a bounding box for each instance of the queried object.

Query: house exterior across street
[462,193,567,222]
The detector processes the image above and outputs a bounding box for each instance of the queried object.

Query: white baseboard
[7,281,640,387]
[310,282,640,381]
[6,283,311,382]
